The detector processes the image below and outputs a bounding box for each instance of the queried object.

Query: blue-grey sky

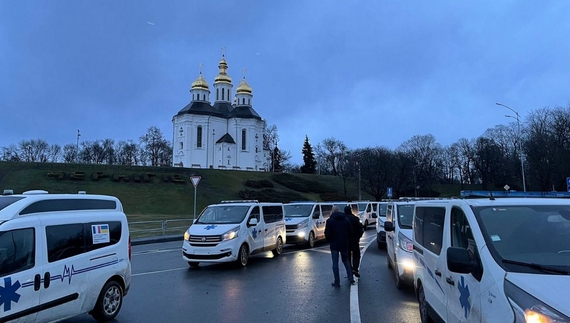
[2,1,569,165]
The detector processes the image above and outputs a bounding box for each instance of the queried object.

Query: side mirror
[248,218,258,226]
[372,212,378,218]
[384,221,394,232]
[447,247,477,274]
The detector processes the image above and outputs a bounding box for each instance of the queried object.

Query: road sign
[387,187,393,198]
[191,176,201,188]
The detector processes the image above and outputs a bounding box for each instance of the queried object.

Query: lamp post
[76,129,81,163]
[496,102,526,192]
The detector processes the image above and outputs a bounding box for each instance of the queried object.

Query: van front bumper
[182,240,239,263]
[396,249,415,281]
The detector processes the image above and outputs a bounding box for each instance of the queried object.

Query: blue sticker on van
[414,253,444,293]
[204,225,217,230]
[458,276,471,318]
[0,277,21,312]
[252,228,258,239]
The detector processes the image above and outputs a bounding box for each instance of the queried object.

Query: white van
[375,200,390,249]
[0,190,131,323]
[283,202,333,248]
[182,200,286,267]
[348,201,376,230]
[384,200,416,289]
[412,191,570,323]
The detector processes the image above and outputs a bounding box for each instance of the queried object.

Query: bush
[305,180,335,193]
[245,180,263,188]
[272,173,309,192]
[260,179,274,188]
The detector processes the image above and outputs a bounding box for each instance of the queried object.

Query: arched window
[227,89,230,100]
[203,94,206,100]
[179,142,183,150]
[216,89,219,100]
[192,94,195,101]
[248,99,251,105]
[242,98,245,105]
[222,88,225,100]
[197,126,203,148]
[241,129,247,151]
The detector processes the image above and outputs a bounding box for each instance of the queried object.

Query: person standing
[344,205,364,277]
[325,205,355,286]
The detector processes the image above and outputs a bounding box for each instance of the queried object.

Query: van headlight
[184,230,190,241]
[398,232,414,252]
[297,219,309,229]
[222,227,240,241]
[504,279,570,323]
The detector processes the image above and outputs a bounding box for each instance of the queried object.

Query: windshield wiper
[502,258,569,275]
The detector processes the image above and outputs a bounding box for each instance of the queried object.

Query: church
[172,55,271,171]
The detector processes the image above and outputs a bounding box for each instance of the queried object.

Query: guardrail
[129,219,193,238]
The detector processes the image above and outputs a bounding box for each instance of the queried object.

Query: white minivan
[384,200,416,289]
[283,202,333,248]
[183,200,286,267]
[0,190,131,323]
[413,191,570,323]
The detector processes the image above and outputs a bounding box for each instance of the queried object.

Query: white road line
[351,236,375,323]
[132,248,180,256]
[132,267,188,277]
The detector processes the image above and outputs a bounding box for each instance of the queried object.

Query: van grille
[286,225,297,231]
[189,235,222,247]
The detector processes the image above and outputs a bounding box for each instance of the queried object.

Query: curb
[132,234,182,246]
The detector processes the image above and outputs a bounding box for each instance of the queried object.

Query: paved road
[63,230,420,323]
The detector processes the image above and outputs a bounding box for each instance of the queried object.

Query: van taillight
[128,236,132,261]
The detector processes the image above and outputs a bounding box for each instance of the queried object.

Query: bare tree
[316,137,347,176]
[139,126,172,166]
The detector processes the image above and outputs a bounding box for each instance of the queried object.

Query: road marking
[132,248,180,256]
[351,237,375,323]
[132,267,188,277]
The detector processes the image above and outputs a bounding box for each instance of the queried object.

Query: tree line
[296,104,570,199]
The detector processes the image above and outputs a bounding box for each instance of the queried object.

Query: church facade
[172,55,271,171]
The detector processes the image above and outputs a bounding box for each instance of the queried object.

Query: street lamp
[496,102,526,192]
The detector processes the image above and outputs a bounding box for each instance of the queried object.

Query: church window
[192,94,195,101]
[216,89,219,100]
[227,89,230,100]
[179,142,183,150]
[248,99,251,105]
[222,88,225,100]
[242,98,245,105]
[197,126,203,148]
[203,94,206,100]
[241,129,247,151]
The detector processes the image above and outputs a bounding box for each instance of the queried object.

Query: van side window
[414,207,445,255]
[47,223,86,262]
[312,206,321,219]
[262,205,283,223]
[20,199,117,215]
[386,204,394,222]
[451,207,483,280]
[249,206,260,223]
[0,228,35,276]
[321,204,333,219]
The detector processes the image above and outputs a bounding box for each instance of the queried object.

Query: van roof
[0,192,123,221]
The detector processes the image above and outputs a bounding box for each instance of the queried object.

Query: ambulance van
[183,200,286,267]
[0,190,131,323]
[283,201,333,248]
[412,191,570,323]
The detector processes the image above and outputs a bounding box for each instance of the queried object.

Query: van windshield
[196,205,250,224]
[474,205,570,273]
[284,204,313,217]
[397,204,414,229]
[358,203,367,212]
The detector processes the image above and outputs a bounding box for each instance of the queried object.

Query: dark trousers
[348,241,361,272]
[331,249,354,284]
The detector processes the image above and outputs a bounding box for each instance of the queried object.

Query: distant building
[172,55,270,171]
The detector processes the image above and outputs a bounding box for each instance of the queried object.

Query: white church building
[172,55,271,171]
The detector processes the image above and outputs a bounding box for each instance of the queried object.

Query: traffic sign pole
[191,176,201,221]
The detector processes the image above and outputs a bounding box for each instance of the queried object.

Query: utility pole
[496,102,526,192]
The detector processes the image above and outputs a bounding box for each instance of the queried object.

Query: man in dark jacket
[344,205,364,277]
[325,206,355,286]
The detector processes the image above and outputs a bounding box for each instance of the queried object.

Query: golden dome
[214,55,232,84]
[236,78,252,94]
[191,73,209,90]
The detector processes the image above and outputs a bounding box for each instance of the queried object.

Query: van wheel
[306,231,315,248]
[237,244,249,267]
[188,262,200,268]
[272,236,283,256]
[393,259,404,289]
[418,284,433,323]
[91,281,123,322]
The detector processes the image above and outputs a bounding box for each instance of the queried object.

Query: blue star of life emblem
[204,225,217,230]
[252,228,258,239]
[0,277,21,312]
[285,218,292,221]
[458,276,471,318]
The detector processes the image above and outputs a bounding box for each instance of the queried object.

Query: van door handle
[34,274,41,291]
[434,270,442,277]
[446,277,455,286]
[44,272,51,289]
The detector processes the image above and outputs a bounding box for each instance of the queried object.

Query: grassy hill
[0,161,374,223]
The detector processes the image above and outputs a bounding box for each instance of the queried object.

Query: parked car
[283,201,333,248]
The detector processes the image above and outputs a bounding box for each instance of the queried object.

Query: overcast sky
[2,1,569,165]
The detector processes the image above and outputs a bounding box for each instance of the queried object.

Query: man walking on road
[344,206,363,278]
[325,205,355,287]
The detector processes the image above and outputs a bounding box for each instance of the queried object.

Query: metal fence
[129,219,193,238]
